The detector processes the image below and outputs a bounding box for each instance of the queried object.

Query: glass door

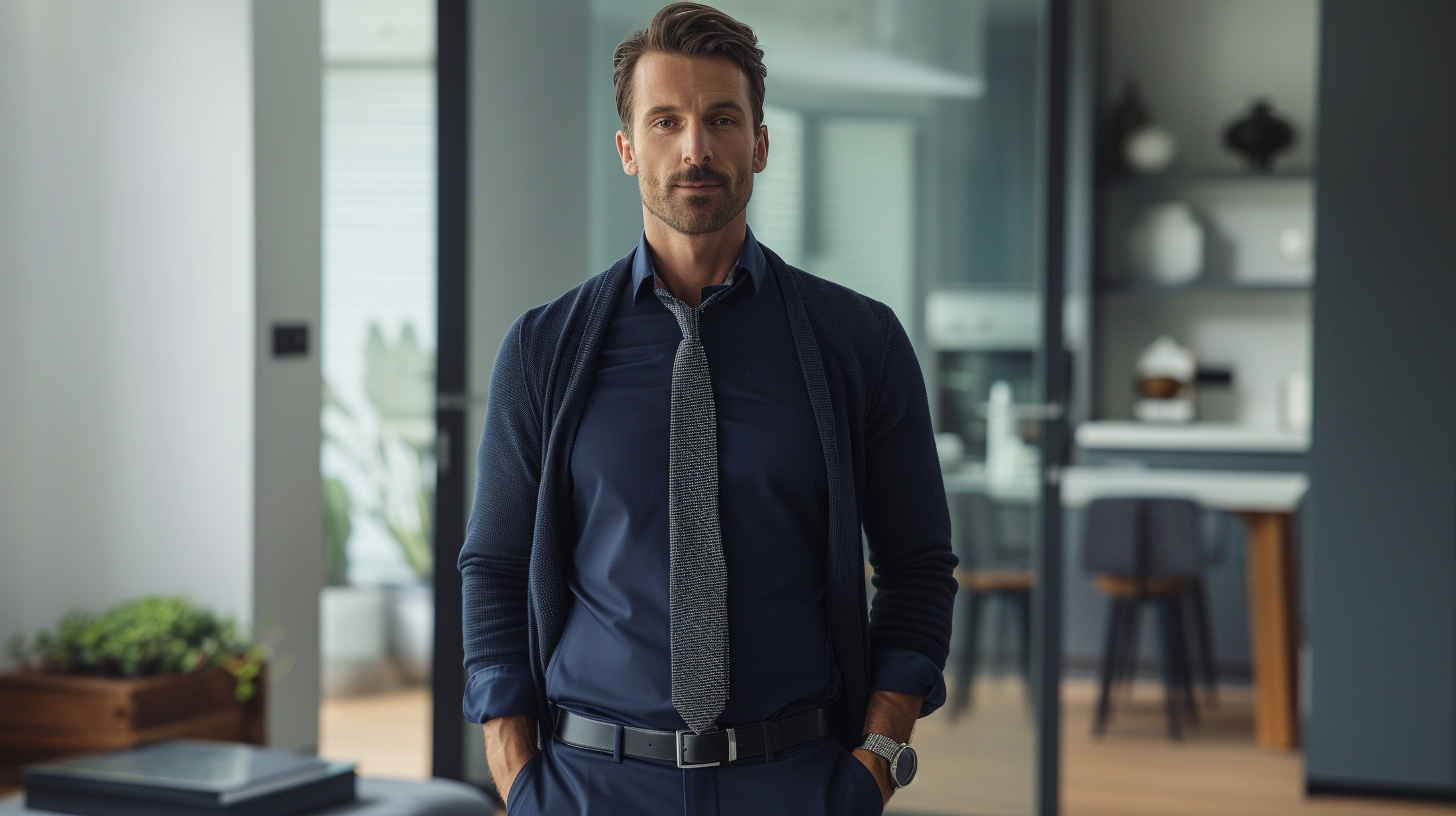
[439,2,1070,812]
[588,3,1068,814]
[319,0,438,782]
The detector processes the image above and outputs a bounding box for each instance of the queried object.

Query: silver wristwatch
[858,733,918,789]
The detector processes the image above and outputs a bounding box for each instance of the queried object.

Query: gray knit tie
[656,284,730,736]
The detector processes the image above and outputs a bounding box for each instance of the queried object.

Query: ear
[753,124,769,174]
[616,130,638,176]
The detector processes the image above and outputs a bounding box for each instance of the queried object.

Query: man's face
[617,52,768,236]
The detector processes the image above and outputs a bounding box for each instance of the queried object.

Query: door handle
[976,402,1064,421]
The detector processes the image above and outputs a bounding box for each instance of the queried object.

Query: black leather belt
[554,706,834,768]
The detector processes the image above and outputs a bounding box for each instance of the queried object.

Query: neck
[642,209,747,308]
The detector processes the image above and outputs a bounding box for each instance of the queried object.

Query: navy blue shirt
[551,229,834,731]
[462,229,945,727]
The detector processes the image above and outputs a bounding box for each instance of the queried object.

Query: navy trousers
[505,734,884,816]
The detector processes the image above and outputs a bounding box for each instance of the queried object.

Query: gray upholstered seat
[0,777,494,816]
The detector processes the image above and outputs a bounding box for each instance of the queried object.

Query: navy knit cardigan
[458,245,959,749]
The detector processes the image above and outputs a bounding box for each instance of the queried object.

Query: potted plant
[0,596,270,778]
[320,322,436,696]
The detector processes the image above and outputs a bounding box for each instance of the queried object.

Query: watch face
[890,745,918,787]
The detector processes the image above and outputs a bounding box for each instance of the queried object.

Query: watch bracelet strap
[859,733,901,762]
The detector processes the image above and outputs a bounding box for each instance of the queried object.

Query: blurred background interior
[2,0,1455,814]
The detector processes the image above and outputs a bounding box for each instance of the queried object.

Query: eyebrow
[641,99,747,120]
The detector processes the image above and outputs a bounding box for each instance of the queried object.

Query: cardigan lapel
[766,249,871,746]
[530,256,631,710]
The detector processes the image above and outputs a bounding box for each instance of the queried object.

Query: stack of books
[24,740,355,816]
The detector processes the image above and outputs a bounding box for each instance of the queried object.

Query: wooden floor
[6,681,1454,814]
[310,681,1456,816]
[319,686,433,780]
[1057,679,1456,816]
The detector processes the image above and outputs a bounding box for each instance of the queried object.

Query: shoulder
[507,256,630,363]
[764,247,898,350]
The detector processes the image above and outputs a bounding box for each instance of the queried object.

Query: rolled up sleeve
[870,649,947,713]
[462,664,538,724]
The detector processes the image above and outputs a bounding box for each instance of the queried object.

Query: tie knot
[655,288,703,339]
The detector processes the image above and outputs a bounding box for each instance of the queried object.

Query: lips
[676,183,722,194]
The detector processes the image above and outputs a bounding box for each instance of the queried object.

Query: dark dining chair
[1083,497,1217,740]
[949,491,1033,720]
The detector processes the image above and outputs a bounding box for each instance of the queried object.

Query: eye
[713,116,735,126]
[653,118,674,129]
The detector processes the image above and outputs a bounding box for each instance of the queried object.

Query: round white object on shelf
[1279,226,1312,265]
[1124,125,1177,173]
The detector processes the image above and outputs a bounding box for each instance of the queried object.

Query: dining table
[943,462,1309,750]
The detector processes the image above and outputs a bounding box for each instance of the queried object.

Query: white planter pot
[320,585,393,697]
[388,584,434,685]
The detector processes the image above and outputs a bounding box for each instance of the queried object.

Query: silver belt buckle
[675,728,730,768]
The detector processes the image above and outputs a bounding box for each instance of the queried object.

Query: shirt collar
[631,226,766,304]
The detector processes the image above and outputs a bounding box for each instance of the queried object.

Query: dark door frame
[432,0,470,782]
[1036,0,1072,814]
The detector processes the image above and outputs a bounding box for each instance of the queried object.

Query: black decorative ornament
[1224,100,1295,171]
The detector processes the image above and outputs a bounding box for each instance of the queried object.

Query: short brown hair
[612,3,767,137]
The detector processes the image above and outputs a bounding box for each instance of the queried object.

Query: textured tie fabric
[655,282,732,735]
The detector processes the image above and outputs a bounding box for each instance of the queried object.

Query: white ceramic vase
[1130,202,1204,284]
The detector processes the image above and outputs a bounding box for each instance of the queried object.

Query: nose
[681,119,711,167]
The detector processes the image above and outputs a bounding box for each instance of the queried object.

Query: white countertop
[942,462,1308,513]
[1061,466,1307,512]
[1076,421,1309,453]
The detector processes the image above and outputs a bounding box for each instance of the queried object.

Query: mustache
[667,165,732,188]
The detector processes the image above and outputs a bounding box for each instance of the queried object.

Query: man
[459,4,957,813]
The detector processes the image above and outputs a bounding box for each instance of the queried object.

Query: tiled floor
[314,680,1456,816]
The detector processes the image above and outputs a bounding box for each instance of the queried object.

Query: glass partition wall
[591,3,1056,812]
[319,0,438,781]
[446,1,1064,813]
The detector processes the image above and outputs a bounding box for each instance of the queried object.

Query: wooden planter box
[0,668,265,780]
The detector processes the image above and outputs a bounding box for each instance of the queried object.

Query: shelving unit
[1076,0,1320,432]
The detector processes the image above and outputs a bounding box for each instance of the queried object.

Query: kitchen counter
[1077,421,1309,453]
[1061,465,1307,512]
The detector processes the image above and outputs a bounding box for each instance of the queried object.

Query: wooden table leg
[1242,511,1300,750]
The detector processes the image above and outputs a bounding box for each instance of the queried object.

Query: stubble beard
[640,164,753,236]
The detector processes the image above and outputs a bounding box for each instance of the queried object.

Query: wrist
[861,690,920,745]
[483,716,537,771]
[858,733,919,790]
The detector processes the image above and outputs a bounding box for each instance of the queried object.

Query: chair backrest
[954,491,1032,571]
[1082,497,1203,579]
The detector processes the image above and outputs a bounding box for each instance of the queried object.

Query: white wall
[0,0,255,656]
[0,0,324,754]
